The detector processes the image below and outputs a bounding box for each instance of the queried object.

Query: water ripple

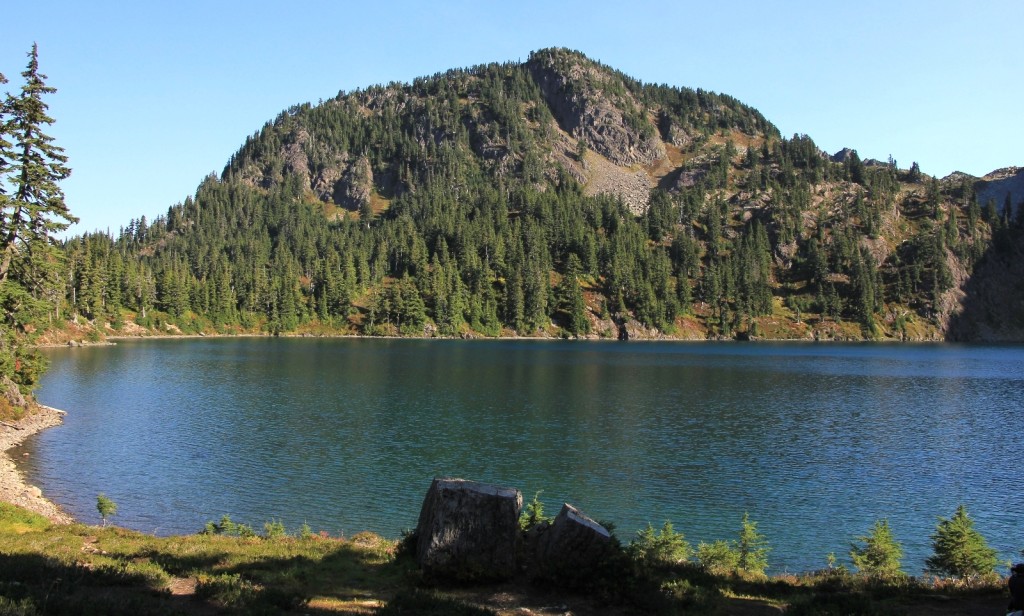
[26,338,1024,573]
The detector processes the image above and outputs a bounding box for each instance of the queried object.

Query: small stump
[415,477,522,581]
[532,503,613,582]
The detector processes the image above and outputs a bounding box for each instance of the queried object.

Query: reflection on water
[26,338,1024,573]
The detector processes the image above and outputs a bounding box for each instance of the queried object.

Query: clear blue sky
[3,0,1021,236]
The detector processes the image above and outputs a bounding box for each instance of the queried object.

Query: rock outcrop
[1,376,26,409]
[334,156,373,211]
[528,49,665,168]
[236,128,373,211]
[830,147,857,163]
[975,166,1024,219]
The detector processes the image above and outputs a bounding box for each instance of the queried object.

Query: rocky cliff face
[528,49,665,168]
[234,127,373,211]
[974,166,1024,219]
[947,230,1024,341]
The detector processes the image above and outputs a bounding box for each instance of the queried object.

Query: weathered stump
[414,477,522,581]
[532,503,613,581]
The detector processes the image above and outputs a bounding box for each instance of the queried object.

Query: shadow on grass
[0,538,416,615]
[0,552,190,615]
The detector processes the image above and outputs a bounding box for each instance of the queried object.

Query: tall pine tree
[1,44,77,283]
[0,45,75,400]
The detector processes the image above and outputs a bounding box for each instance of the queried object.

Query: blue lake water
[24,338,1024,574]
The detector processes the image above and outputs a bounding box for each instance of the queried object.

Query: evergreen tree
[96,493,117,527]
[630,521,692,565]
[398,274,426,334]
[925,505,998,578]
[735,512,770,576]
[907,161,922,183]
[850,519,904,578]
[1,44,77,282]
[556,253,589,337]
[0,70,9,198]
[0,46,74,397]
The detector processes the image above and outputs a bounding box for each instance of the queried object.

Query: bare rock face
[334,156,373,210]
[281,129,311,183]
[311,153,348,202]
[831,147,857,163]
[674,168,707,190]
[975,166,1024,219]
[530,503,614,582]
[1,376,25,409]
[415,477,522,581]
[620,318,665,341]
[666,123,693,149]
[234,125,374,211]
[528,49,664,168]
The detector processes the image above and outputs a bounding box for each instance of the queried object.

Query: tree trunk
[531,503,613,581]
[414,477,522,581]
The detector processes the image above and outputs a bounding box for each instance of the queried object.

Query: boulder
[414,477,522,581]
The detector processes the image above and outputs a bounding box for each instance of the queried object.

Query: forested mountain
[53,48,1024,342]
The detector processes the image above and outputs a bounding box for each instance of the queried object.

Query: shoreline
[0,404,74,524]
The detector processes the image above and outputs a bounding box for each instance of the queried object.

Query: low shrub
[262,519,286,539]
[629,521,692,567]
[194,572,260,609]
[697,540,740,575]
[201,515,256,538]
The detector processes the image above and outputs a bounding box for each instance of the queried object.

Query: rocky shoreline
[0,405,73,524]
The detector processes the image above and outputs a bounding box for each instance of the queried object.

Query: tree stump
[533,503,613,581]
[414,477,522,581]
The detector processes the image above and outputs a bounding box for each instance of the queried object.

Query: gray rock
[831,147,856,163]
[528,49,664,168]
[311,153,347,202]
[334,156,373,210]
[667,123,693,148]
[415,477,522,581]
[1,376,26,409]
[281,129,311,183]
[975,166,1024,219]
[674,168,707,189]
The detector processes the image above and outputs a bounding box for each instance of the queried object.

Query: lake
[24,338,1024,574]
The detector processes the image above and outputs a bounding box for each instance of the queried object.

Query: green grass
[0,504,50,535]
[0,504,1009,615]
[0,506,412,614]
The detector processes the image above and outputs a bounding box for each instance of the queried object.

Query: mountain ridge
[55,47,1024,342]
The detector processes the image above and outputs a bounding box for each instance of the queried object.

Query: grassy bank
[0,503,1009,615]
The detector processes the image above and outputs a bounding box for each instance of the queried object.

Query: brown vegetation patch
[369,191,391,216]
